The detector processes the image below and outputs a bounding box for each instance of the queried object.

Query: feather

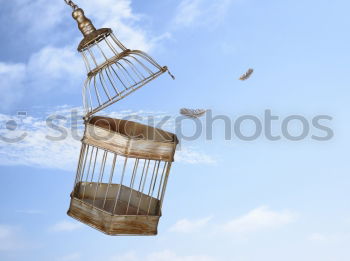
[180,108,208,118]
[239,68,254,81]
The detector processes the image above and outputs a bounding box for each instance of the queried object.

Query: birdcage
[64,0,178,236]
[68,116,178,235]
[68,7,173,118]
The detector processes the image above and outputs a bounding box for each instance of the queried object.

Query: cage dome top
[70,7,112,52]
[65,1,174,118]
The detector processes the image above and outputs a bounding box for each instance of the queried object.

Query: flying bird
[239,68,254,81]
[180,108,208,118]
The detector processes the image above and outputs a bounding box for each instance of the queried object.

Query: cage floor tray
[68,182,161,235]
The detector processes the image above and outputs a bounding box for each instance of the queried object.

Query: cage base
[67,182,161,235]
[68,197,160,236]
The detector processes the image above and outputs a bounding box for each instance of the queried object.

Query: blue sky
[0,0,350,260]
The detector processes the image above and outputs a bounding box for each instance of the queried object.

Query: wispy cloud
[1,0,171,110]
[306,232,350,243]
[56,253,81,261]
[0,62,26,111]
[13,0,66,36]
[0,225,22,251]
[308,233,327,241]
[80,0,156,51]
[173,0,233,28]
[176,146,217,165]
[169,217,212,233]
[222,206,298,234]
[27,46,84,91]
[168,207,297,236]
[13,0,166,51]
[50,221,83,232]
[0,47,83,111]
[173,0,203,27]
[110,250,219,261]
[0,106,82,171]
[0,106,216,170]
[0,46,84,111]
[16,209,44,215]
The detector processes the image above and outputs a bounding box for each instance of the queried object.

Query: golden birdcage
[68,117,178,235]
[67,2,174,118]
[64,0,178,235]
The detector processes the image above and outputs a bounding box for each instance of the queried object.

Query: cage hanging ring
[64,0,78,10]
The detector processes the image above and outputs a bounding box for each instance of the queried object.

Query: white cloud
[176,146,217,165]
[173,0,233,28]
[0,225,21,251]
[308,233,327,242]
[0,106,215,170]
[169,217,212,233]
[1,0,171,109]
[0,62,26,110]
[16,209,43,215]
[13,0,65,35]
[12,0,158,51]
[222,206,298,234]
[56,253,81,261]
[81,0,136,23]
[27,46,84,91]
[0,46,83,110]
[78,0,168,51]
[110,250,219,261]
[174,0,203,27]
[0,106,83,171]
[15,0,169,51]
[50,221,83,232]
[307,232,350,243]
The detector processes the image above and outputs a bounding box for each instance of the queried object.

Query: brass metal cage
[79,28,171,118]
[65,2,177,236]
[68,117,178,235]
[69,6,173,119]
